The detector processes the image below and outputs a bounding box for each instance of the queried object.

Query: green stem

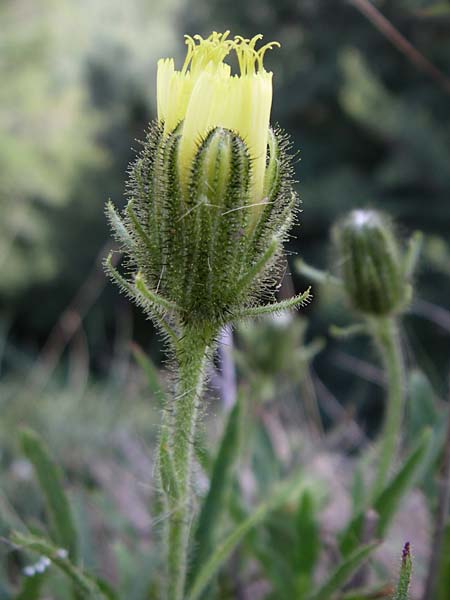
[163,325,212,600]
[370,317,406,496]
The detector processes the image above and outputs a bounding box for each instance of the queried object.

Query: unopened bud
[334,209,409,316]
[190,128,236,202]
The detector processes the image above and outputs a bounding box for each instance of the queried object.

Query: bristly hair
[105,120,307,349]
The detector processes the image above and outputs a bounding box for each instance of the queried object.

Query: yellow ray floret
[156,32,280,202]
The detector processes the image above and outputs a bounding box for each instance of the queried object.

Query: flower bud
[334,209,409,316]
[184,127,251,319]
[106,33,299,329]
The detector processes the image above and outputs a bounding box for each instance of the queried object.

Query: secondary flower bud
[334,209,409,316]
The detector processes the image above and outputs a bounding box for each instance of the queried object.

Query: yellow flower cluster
[157,32,279,202]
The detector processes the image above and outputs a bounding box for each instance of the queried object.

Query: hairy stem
[163,325,212,600]
[370,317,406,495]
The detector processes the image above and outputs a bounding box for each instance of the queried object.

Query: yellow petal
[156,33,279,203]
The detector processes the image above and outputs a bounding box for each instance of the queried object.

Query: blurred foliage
[0,0,182,353]
[1,347,445,598]
[0,1,104,296]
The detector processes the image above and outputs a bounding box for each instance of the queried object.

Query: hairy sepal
[105,121,302,335]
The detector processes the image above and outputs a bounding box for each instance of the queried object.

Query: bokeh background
[1,0,450,592]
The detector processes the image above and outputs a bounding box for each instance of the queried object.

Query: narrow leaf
[340,429,431,555]
[131,343,166,404]
[20,428,78,561]
[187,472,306,600]
[14,573,46,600]
[437,522,450,600]
[294,490,320,582]
[406,370,438,444]
[188,398,243,587]
[374,429,431,537]
[308,543,379,600]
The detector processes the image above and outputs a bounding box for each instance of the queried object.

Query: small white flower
[56,548,68,559]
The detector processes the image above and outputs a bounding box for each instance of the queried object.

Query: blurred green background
[1,0,450,422]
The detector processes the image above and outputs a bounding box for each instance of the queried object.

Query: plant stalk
[370,317,406,496]
[164,325,211,600]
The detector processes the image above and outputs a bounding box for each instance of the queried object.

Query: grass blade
[308,543,379,600]
[187,472,306,600]
[340,429,431,555]
[374,429,431,537]
[20,428,78,561]
[437,522,450,600]
[131,343,166,405]
[188,398,243,587]
[294,490,320,595]
[14,573,46,600]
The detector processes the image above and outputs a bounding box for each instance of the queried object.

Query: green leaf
[14,573,46,600]
[294,490,320,594]
[374,430,431,537]
[307,543,379,600]
[437,522,450,600]
[350,465,366,515]
[186,472,306,600]
[188,398,243,587]
[391,543,412,600]
[11,532,114,599]
[131,343,166,405]
[406,370,438,444]
[340,429,431,555]
[251,420,281,493]
[91,578,119,600]
[19,428,78,561]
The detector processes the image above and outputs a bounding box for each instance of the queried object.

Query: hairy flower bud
[334,209,410,316]
[105,32,309,333]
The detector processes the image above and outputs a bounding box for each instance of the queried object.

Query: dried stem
[347,0,450,95]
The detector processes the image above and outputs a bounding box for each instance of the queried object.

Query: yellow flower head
[157,32,279,202]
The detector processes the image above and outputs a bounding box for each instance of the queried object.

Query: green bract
[106,123,308,333]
